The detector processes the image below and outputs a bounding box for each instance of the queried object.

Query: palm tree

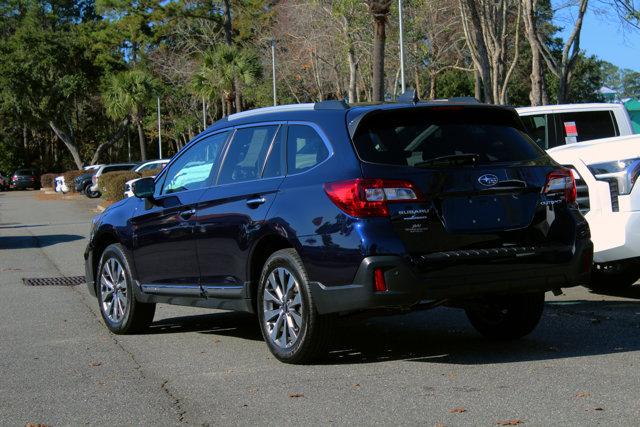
[103,70,156,161]
[193,45,262,115]
[365,0,393,102]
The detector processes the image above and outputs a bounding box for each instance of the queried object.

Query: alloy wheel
[263,267,303,349]
[100,258,128,323]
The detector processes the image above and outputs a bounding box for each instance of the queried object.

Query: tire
[589,263,640,290]
[465,292,545,340]
[97,243,156,334]
[257,248,333,364]
[85,184,100,198]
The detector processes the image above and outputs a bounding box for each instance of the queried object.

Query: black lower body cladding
[308,238,593,314]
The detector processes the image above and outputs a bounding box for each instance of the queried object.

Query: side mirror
[132,177,155,199]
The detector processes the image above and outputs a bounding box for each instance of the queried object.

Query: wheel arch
[247,233,295,311]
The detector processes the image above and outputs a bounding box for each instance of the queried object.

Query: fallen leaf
[213,338,221,343]
[594,407,604,411]
[89,361,102,367]
[352,383,361,390]
[575,392,590,398]
[26,424,51,427]
[288,392,304,398]
[448,407,466,413]
[496,419,524,425]
[434,424,446,427]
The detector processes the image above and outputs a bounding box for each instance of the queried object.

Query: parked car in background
[517,103,634,150]
[85,101,592,364]
[123,159,170,198]
[10,169,39,190]
[86,163,137,198]
[74,166,104,196]
[0,172,9,191]
[54,176,68,193]
[548,134,640,288]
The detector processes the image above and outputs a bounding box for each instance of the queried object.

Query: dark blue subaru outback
[85,101,592,363]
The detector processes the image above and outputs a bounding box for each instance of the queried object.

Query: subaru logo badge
[478,174,499,187]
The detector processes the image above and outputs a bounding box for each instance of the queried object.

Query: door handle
[179,209,196,220]
[246,197,267,207]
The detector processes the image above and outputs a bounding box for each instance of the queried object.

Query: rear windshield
[103,165,133,173]
[352,108,545,167]
[15,169,35,175]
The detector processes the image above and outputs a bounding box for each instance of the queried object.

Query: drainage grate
[23,276,86,287]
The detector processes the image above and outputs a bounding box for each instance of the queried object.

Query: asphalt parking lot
[1,190,639,426]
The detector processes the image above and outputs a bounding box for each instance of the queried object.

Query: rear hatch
[349,105,575,259]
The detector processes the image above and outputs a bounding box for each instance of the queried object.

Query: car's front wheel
[257,249,333,364]
[465,292,545,340]
[97,244,155,334]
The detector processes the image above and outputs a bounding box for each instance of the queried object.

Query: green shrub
[99,171,141,201]
[40,173,57,188]
[62,170,85,192]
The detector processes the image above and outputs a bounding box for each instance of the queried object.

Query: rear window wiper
[414,153,480,168]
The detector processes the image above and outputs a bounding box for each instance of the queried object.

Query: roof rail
[227,103,315,121]
[434,96,480,103]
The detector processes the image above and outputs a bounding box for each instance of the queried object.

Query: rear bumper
[309,239,593,314]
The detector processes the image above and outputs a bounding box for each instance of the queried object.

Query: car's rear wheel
[85,184,99,198]
[97,244,155,334]
[465,292,545,340]
[257,249,333,364]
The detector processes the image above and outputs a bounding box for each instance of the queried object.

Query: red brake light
[323,178,422,218]
[543,169,576,203]
[373,268,388,292]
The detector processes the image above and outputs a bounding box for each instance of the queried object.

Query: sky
[555,3,640,71]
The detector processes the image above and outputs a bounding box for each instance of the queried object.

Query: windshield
[351,108,545,167]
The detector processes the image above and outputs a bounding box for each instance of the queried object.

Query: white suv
[548,135,640,288]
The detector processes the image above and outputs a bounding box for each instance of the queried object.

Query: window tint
[162,131,229,194]
[218,126,278,184]
[262,127,285,178]
[557,111,617,143]
[521,114,549,149]
[287,125,329,173]
[138,163,163,172]
[15,169,35,175]
[352,108,543,167]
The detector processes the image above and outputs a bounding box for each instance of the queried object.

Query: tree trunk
[234,77,242,113]
[137,120,147,161]
[90,119,130,165]
[22,124,29,164]
[429,72,437,99]
[49,121,83,169]
[474,70,482,101]
[522,0,543,106]
[348,47,358,104]
[558,68,569,104]
[372,17,387,102]
[222,0,232,45]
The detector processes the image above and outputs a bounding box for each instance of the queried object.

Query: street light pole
[157,97,162,159]
[398,0,406,94]
[271,39,277,106]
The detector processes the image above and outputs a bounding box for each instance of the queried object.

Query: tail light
[323,178,422,218]
[543,169,576,203]
[12,175,17,181]
[373,268,388,292]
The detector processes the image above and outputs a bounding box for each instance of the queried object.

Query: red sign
[564,121,578,137]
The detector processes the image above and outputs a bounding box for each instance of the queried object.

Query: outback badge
[478,174,499,187]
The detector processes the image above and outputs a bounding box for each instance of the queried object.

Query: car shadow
[0,234,84,249]
[144,297,640,366]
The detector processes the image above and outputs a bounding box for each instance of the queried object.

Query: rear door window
[521,114,549,149]
[286,125,329,173]
[352,108,544,167]
[218,126,278,185]
[556,111,618,143]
